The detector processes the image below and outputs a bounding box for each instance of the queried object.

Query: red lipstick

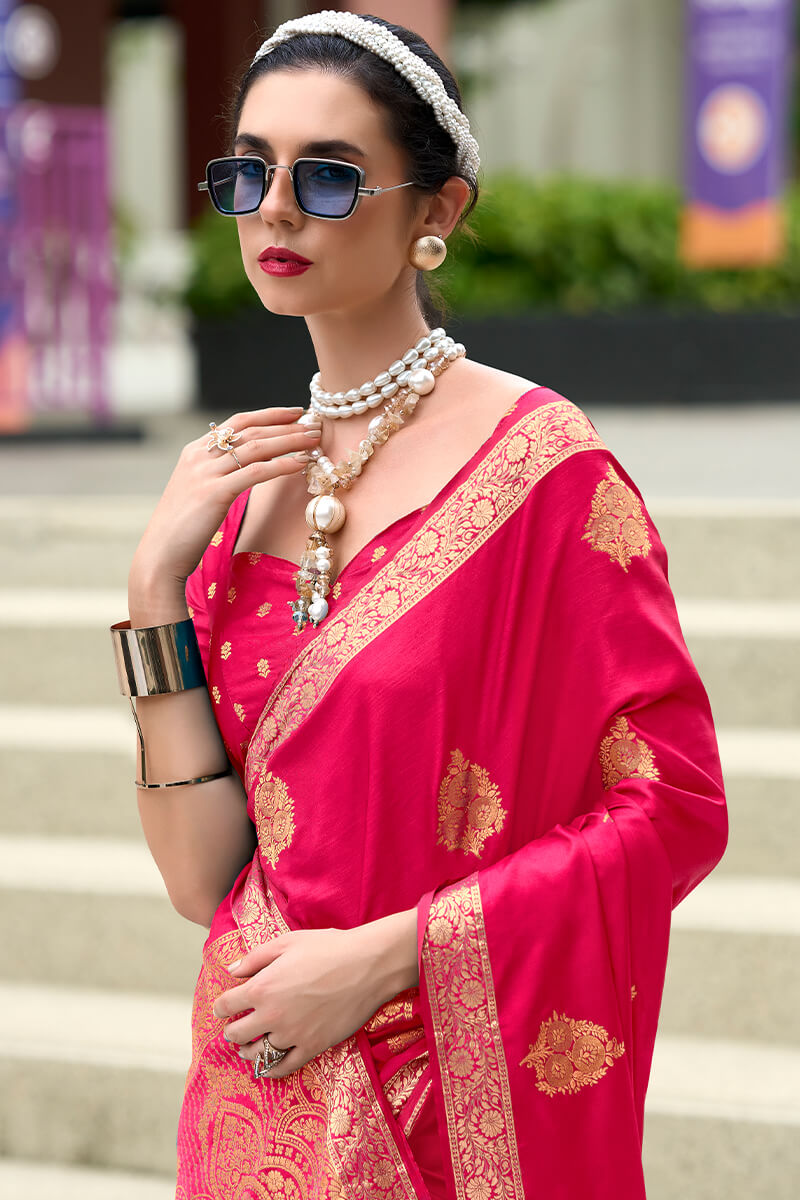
[258,245,312,277]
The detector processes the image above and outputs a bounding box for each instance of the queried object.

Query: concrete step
[642,1114,799,1200]
[0,1160,175,1200]
[651,501,800,602]
[0,980,797,1178]
[2,617,799,725]
[3,497,800,601]
[0,835,205,995]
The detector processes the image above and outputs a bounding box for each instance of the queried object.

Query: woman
[111,11,727,1199]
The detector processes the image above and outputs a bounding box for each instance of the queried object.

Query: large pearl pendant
[305,494,346,534]
[289,495,347,633]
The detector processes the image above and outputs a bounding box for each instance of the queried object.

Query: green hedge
[182,173,800,318]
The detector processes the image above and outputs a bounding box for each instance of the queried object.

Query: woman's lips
[259,258,312,277]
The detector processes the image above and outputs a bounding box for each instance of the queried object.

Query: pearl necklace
[309,327,463,419]
[289,329,467,632]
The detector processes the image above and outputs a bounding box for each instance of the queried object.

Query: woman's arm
[119,405,318,925]
[127,581,256,928]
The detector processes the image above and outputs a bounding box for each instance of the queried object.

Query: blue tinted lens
[208,159,264,213]
[296,160,359,216]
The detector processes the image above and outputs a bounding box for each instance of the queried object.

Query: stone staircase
[0,494,798,1198]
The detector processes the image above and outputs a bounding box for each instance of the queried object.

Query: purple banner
[685,0,794,211]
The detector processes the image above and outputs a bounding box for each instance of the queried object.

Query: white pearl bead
[308,595,329,622]
[446,347,458,360]
[388,360,405,376]
[338,406,355,417]
[367,415,385,436]
[360,381,376,396]
[454,343,466,355]
[424,346,438,360]
[374,371,392,387]
[430,327,445,340]
[415,336,431,352]
[352,400,368,415]
[366,392,384,408]
[381,382,398,398]
[332,392,345,403]
[397,370,411,386]
[411,358,426,372]
[345,389,360,402]
[297,411,317,425]
[402,349,418,364]
[408,367,435,395]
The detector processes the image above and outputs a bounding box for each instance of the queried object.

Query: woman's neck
[303,297,433,457]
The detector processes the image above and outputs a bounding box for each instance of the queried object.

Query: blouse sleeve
[414,445,727,1199]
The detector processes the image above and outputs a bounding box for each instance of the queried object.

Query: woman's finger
[229,429,321,470]
[226,937,290,977]
[223,1007,283,1046]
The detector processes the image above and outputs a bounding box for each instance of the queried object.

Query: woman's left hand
[211,925,399,1079]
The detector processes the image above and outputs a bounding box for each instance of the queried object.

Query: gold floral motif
[245,399,605,790]
[211,685,221,705]
[248,551,263,565]
[519,1010,625,1097]
[257,601,272,617]
[437,749,507,858]
[371,545,387,562]
[257,658,271,678]
[207,582,217,600]
[421,878,524,1200]
[363,993,419,1033]
[234,702,246,723]
[220,641,232,660]
[332,582,342,599]
[383,1053,429,1118]
[582,464,651,572]
[599,715,660,789]
[253,768,295,868]
[227,586,236,604]
[416,528,441,558]
[631,985,638,1000]
[386,1028,425,1055]
[210,530,224,547]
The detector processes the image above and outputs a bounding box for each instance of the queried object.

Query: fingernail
[287,406,304,413]
[227,959,242,972]
[292,452,312,461]
[304,429,322,438]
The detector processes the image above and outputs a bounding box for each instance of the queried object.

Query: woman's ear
[418,175,471,240]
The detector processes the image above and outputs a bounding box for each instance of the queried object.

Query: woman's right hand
[128,406,321,618]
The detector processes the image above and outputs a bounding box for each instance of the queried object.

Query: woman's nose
[259,165,299,222]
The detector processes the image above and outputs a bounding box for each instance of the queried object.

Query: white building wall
[452,0,684,183]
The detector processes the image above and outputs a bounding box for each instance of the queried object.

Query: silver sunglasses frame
[197,155,416,220]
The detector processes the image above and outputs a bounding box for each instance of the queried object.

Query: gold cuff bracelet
[110,618,231,789]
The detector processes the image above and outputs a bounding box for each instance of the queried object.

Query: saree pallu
[175,387,727,1200]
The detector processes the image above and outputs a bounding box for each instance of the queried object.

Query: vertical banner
[0,0,27,431]
[681,0,795,267]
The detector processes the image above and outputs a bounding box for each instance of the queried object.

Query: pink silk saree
[175,386,727,1200]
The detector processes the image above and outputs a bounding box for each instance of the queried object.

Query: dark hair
[224,13,479,326]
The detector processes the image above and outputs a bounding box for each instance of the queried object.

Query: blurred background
[0,1,798,1197]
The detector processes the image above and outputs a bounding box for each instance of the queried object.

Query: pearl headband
[249,9,481,178]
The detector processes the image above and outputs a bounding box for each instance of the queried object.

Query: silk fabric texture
[175,387,728,1200]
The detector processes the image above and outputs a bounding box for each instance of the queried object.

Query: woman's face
[233,68,424,319]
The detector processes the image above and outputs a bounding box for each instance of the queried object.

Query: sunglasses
[198,155,417,220]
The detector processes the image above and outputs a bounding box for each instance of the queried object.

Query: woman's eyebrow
[233,133,368,159]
